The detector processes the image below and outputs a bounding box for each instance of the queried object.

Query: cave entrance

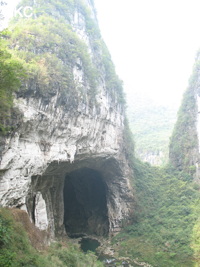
[63,168,109,237]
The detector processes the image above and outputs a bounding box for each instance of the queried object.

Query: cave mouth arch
[63,167,109,237]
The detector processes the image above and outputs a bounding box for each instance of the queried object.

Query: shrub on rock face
[0,34,25,134]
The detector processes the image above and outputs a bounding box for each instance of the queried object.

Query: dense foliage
[169,59,200,173]
[112,159,200,267]
[0,33,25,134]
[0,0,126,146]
[8,15,98,106]
[7,0,125,107]
[0,208,103,267]
[1,1,200,267]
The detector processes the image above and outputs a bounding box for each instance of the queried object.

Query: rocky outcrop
[169,51,200,178]
[0,0,134,238]
[137,150,165,166]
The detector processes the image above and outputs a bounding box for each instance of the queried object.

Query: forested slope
[127,92,177,165]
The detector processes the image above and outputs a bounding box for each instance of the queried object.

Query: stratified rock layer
[0,0,134,238]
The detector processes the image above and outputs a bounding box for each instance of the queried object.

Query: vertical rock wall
[169,52,200,178]
[0,0,135,238]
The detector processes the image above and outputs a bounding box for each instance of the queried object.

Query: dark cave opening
[63,168,109,237]
[79,238,100,252]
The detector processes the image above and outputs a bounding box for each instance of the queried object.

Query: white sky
[2,0,200,108]
[0,0,19,29]
[94,0,200,107]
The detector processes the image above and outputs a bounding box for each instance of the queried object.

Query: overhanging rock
[0,0,135,238]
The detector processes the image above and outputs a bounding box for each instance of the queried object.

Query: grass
[112,159,200,267]
[0,208,103,267]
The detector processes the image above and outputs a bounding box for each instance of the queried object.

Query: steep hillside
[0,0,134,240]
[2,1,200,267]
[169,51,200,177]
[112,51,200,267]
[127,93,177,165]
[111,161,200,267]
[0,207,103,266]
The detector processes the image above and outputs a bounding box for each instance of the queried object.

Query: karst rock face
[0,0,134,238]
[169,51,200,180]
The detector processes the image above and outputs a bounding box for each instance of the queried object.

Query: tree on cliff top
[0,31,25,133]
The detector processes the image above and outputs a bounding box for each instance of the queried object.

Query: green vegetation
[0,32,25,134]
[0,208,103,267]
[8,14,98,106]
[1,1,200,267]
[100,40,125,104]
[112,160,200,267]
[122,49,200,266]
[191,202,200,266]
[0,0,125,139]
[123,117,135,166]
[7,0,125,106]
[169,73,198,172]
[127,93,177,165]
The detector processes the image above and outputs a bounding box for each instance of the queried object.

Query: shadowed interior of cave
[79,238,100,252]
[63,168,109,237]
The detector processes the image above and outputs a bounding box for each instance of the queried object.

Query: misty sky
[3,0,200,108]
[95,0,200,107]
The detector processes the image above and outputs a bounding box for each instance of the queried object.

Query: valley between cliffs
[1,1,200,267]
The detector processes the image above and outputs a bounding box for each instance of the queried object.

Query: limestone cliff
[169,51,200,178]
[0,0,134,238]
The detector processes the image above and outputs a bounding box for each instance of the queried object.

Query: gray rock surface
[0,0,134,238]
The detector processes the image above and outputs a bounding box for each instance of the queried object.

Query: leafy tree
[0,34,25,133]
[112,160,200,267]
